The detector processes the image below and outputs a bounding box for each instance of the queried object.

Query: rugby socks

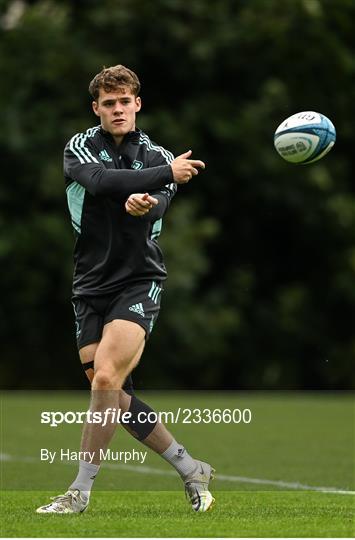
[69,459,100,500]
[161,439,197,479]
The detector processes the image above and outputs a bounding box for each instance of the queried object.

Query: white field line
[1,452,354,496]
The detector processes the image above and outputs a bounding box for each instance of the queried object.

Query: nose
[113,100,123,115]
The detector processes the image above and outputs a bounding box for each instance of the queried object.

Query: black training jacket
[64,125,177,295]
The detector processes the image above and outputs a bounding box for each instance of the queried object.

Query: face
[92,86,141,144]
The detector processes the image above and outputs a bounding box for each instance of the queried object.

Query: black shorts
[72,280,164,350]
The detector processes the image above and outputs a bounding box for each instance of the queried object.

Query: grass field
[2,491,354,537]
[1,391,354,537]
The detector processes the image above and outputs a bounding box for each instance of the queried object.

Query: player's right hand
[170,150,205,184]
[125,193,158,217]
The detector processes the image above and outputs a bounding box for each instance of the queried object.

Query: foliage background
[1,0,354,389]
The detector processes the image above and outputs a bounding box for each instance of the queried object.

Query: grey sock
[161,440,197,479]
[69,459,100,499]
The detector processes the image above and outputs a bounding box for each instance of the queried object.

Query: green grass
[1,491,354,537]
[1,391,354,537]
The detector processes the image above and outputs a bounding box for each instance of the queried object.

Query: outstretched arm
[65,138,205,199]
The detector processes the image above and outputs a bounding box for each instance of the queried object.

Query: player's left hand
[125,193,158,217]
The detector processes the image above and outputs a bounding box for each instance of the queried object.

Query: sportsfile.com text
[41,407,252,427]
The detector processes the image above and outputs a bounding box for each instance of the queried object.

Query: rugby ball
[274,111,336,164]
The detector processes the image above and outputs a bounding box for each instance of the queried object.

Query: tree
[1,0,354,389]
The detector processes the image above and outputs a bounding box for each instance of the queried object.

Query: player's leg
[77,319,145,471]
[37,319,145,514]
[112,347,215,511]
[59,322,144,509]
[119,386,215,511]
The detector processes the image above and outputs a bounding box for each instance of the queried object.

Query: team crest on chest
[131,160,143,170]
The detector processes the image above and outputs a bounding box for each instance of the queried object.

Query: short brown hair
[89,65,141,100]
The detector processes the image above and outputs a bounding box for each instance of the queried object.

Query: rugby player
[36,65,214,514]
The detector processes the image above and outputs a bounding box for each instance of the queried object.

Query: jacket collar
[100,126,141,146]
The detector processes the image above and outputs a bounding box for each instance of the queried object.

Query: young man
[36,65,215,514]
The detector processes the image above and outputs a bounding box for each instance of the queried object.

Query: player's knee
[92,368,118,390]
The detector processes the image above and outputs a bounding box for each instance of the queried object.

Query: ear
[92,101,100,117]
[135,96,142,113]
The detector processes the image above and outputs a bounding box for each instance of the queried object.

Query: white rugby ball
[274,111,336,164]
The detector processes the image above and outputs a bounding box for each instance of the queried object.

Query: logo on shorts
[129,303,145,317]
[72,302,81,338]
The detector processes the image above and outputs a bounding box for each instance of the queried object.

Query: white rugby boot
[36,489,89,514]
[184,460,215,512]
